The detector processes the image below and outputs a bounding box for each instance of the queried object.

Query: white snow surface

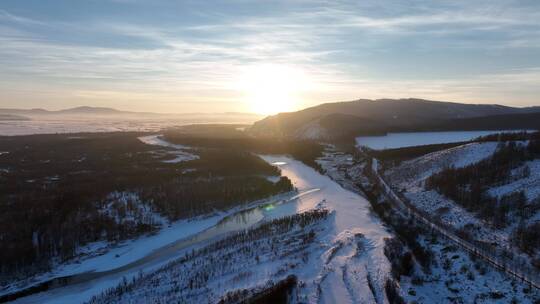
[356,130,529,150]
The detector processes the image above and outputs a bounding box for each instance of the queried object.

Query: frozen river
[356,130,529,150]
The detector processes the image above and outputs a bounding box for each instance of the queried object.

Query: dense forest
[0,132,292,282]
[426,138,540,255]
[164,125,325,171]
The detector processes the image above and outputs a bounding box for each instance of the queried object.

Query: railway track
[370,159,540,290]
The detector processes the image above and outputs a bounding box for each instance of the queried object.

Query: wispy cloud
[0,9,43,25]
[0,0,539,112]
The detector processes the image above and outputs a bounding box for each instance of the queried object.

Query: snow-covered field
[356,130,527,150]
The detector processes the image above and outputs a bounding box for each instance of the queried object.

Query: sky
[0,0,539,114]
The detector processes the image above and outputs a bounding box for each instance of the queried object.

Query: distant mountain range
[249,98,540,140]
[0,114,30,121]
[0,106,263,118]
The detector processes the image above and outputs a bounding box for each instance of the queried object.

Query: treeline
[368,131,540,165]
[474,131,540,143]
[140,176,292,220]
[0,132,292,282]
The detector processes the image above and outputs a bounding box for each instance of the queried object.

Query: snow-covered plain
[356,130,528,150]
[0,113,261,136]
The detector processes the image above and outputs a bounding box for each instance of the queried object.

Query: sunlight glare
[237,64,311,115]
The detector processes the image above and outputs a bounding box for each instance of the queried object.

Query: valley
[2,99,540,303]
[3,0,540,302]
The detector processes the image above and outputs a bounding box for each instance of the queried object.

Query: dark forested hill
[249,98,540,140]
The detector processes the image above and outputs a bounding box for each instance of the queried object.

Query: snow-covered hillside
[386,142,499,189]
[384,141,540,275]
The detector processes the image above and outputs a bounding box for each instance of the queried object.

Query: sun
[236,64,310,115]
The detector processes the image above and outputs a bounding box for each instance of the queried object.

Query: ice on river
[356,130,530,150]
[261,156,391,304]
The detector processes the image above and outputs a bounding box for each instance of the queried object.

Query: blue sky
[1,0,539,113]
